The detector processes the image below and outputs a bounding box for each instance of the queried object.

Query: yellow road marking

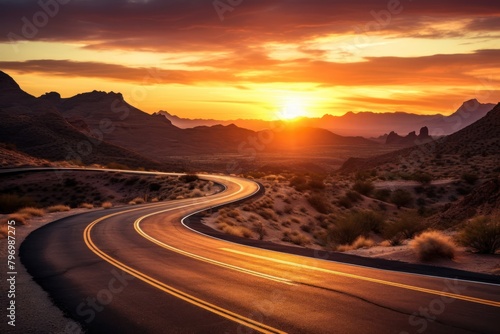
[221,248,500,308]
[134,214,294,285]
[82,178,286,334]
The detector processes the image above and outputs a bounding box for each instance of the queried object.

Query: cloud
[1,0,499,52]
[2,49,499,88]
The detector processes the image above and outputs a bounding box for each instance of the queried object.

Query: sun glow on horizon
[279,97,309,120]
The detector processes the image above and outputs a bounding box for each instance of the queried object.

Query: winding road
[14,169,500,333]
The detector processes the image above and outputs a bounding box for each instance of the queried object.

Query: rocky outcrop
[385,126,431,146]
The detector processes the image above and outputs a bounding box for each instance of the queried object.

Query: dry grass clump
[129,197,145,205]
[5,214,28,226]
[457,215,500,254]
[216,221,253,238]
[47,205,71,213]
[102,201,113,209]
[282,230,311,246]
[17,207,45,218]
[411,231,457,261]
[337,236,375,252]
[79,203,94,209]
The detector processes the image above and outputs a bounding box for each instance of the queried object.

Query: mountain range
[156,99,496,138]
[0,71,376,169]
[340,102,500,173]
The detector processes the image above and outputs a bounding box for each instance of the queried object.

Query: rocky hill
[0,71,162,169]
[340,103,500,175]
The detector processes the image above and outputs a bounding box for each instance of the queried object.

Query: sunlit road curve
[16,169,500,333]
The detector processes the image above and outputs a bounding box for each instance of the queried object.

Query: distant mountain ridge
[157,100,496,137]
[340,102,500,173]
[0,71,376,169]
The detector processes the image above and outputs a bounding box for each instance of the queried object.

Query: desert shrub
[337,236,375,251]
[190,189,203,198]
[329,211,383,245]
[350,210,385,234]
[218,222,253,238]
[457,216,500,254]
[7,214,27,225]
[180,174,199,183]
[352,181,374,196]
[412,172,433,184]
[374,189,391,202]
[106,162,129,170]
[411,231,456,261]
[390,189,413,208]
[256,208,277,221]
[102,202,113,209]
[252,221,267,240]
[0,194,36,214]
[283,205,293,214]
[461,173,479,185]
[308,194,330,214]
[290,175,307,191]
[47,205,71,213]
[17,207,45,218]
[382,211,426,245]
[282,230,310,246]
[79,203,94,209]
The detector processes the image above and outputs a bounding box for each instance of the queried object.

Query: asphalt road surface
[17,170,500,333]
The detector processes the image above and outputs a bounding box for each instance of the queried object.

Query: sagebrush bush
[308,194,330,214]
[17,207,45,218]
[217,221,253,238]
[457,216,500,254]
[79,203,94,209]
[329,215,366,245]
[391,189,413,209]
[411,231,456,261]
[129,197,145,205]
[282,230,310,246]
[6,214,27,225]
[337,236,375,251]
[47,205,71,213]
[102,202,113,209]
[352,181,374,196]
[383,211,426,245]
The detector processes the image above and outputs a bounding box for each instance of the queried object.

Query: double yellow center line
[83,186,286,333]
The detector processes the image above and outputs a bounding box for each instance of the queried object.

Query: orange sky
[1,0,499,120]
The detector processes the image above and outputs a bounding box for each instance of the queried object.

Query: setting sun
[280,97,308,120]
